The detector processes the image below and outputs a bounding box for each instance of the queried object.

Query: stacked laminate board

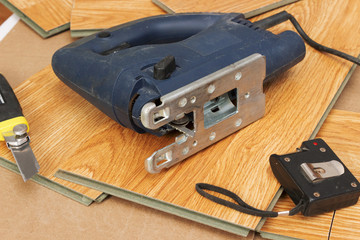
[1,0,360,239]
[0,0,298,37]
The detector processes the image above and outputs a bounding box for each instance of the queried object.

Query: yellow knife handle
[0,74,29,141]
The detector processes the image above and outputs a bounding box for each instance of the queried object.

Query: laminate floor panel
[152,0,298,18]
[0,0,72,37]
[70,0,165,37]
[53,0,360,235]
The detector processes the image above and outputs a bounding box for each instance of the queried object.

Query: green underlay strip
[0,157,94,206]
[0,0,70,38]
[260,232,303,240]
[70,29,102,38]
[94,193,109,203]
[55,169,252,237]
[244,0,300,19]
[152,0,299,16]
[151,0,175,13]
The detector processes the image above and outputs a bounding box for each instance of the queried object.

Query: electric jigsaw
[52,13,306,173]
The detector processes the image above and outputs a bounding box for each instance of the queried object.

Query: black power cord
[253,11,360,66]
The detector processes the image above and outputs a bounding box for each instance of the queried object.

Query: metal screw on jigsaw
[0,74,39,181]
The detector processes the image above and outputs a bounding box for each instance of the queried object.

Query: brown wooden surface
[4,0,71,31]
[0,66,103,200]
[48,0,360,230]
[0,3,11,24]
[318,110,360,240]
[261,109,360,240]
[71,0,165,32]
[153,0,294,14]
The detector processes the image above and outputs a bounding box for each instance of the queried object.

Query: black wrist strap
[196,183,305,217]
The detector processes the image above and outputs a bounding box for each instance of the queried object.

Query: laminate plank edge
[71,29,101,38]
[0,157,93,205]
[151,0,299,18]
[244,0,300,19]
[55,169,252,237]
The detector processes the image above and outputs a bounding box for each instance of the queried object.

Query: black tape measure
[196,139,360,217]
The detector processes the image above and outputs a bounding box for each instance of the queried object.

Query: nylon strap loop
[196,183,304,218]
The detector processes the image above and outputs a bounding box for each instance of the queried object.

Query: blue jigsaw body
[52,13,305,135]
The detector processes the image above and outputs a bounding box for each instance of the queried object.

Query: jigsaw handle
[91,13,243,54]
[52,13,305,134]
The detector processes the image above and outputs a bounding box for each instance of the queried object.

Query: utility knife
[0,74,39,181]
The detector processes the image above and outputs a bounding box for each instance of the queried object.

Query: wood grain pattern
[0,3,12,24]
[261,194,334,240]
[70,0,165,34]
[52,0,360,230]
[153,0,294,14]
[0,0,357,232]
[261,110,360,240]
[0,66,103,200]
[3,0,71,31]
[317,110,360,240]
